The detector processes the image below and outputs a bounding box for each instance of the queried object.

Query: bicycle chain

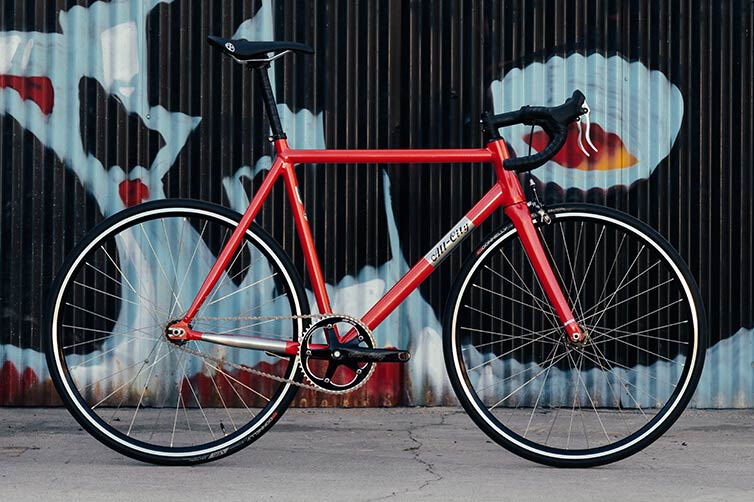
[170,313,370,394]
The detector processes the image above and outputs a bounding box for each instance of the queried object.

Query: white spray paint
[0,0,200,216]
[491,53,684,190]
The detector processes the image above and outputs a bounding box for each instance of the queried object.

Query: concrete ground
[1,408,752,501]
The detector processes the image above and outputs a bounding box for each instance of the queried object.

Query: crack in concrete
[365,411,455,501]
[406,426,443,491]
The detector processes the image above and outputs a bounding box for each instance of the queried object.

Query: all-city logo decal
[425,217,474,267]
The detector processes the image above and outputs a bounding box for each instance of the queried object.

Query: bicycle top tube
[207,35,591,174]
[276,143,496,165]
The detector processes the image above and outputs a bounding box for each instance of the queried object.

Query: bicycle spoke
[206,273,278,306]
[568,346,610,444]
[98,243,165,325]
[69,336,145,370]
[175,347,216,440]
[61,324,159,348]
[585,320,689,342]
[169,219,209,319]
[84,260,167,324]
[497,251,560,332]
[588,245,646,332]
[473,350,569,395]
[489,351,571,410]
[202,244,264,312]
[139,223,185,315]
[201,357,270,407]
[538,224,582,319]
[127,341,168,436]
[163,217,188,318]
[588,326,683,365]
[200,357,239,434]
[195,294,292,335]
[582,342,646,433]
[463,304,560,340]
[524,342,563,438]
[472,283,560,323]
[559,221,586,320]
[577,277,675,325]
[201,316,281,336]
[484,263,557,320]
[578,345,657,414]
[90,340,163,410]
[189,340,273,403]
[460,331,558,350]
[73,280,149,312]
[64,300,161,334]
[589,298,685,344]
[79,348,172,392]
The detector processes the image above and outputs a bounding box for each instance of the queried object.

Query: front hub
[565,323,589,345]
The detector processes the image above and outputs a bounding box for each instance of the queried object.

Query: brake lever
[576,102,599,157]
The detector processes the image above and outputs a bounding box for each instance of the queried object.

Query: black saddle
[208,36,314,62]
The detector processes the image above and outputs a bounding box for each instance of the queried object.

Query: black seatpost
[253,64,287,140]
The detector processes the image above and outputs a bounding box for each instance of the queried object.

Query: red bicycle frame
[171,137,583,353]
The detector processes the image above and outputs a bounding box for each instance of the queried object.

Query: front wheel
[45,199,310,465]
[443,204,707,467]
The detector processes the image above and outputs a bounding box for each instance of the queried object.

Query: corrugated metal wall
[0,0,752,406]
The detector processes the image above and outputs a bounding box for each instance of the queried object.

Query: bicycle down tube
[175,136,584,352]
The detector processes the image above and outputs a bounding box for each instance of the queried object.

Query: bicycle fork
[503,201,585,344]
[483,140,585,344]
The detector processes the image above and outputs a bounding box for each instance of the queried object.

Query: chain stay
[177,312,372,394]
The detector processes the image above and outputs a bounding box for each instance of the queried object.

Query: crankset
[299,315,410,393]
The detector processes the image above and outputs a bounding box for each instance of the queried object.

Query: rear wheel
[45,199,309,465]
[444,204,706,467]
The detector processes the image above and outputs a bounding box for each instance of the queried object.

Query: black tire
[443,203,707,467]
[45,199,310,465]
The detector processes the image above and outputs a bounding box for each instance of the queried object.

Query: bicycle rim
[444,204,706,467]
[46,200,309,464]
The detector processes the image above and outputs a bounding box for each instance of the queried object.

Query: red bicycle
[45,37,707,467]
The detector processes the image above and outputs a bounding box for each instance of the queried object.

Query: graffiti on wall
[0,0,197,216]
[0,0,442,405]
[490,53,684,190]
[1,0,752,407]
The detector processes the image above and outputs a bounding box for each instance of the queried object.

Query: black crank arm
[305,347,411,363]
[339,347,411,363]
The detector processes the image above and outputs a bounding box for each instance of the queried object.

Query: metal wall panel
[0,0,752,406]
